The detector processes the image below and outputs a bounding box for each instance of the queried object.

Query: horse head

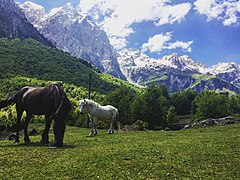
[79,99,87,115]
[52,84,72,147]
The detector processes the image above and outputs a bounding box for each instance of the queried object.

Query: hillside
[0,124,240,179]
[0,38,139,130]
[0,38,136,96]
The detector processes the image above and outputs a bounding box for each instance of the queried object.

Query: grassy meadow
[0,124,240,179]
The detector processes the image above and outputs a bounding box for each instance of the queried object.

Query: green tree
[132,84,170,129]
[166,106,177,124]
[194,90,231,120]
[229,94,240,114]
[103,87,136,125]
[171,90,197,115]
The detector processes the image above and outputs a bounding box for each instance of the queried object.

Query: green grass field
[0,124,240,179]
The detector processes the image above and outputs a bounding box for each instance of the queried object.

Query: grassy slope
[189,74,216,89]
[0,38,137,96]
[0,124,240,179]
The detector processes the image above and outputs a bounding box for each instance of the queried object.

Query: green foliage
[131,84,170,129]
[102,84,173,130]
[166,106,177,124]
[0,76,106,130]
[194,90,231,120]
[0,38,136,94]
[102,86,137,125]
[171,90,197,115]
[229,94,240,114]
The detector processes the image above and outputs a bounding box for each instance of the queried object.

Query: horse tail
[116,110,120,131]
[0,92,18,109]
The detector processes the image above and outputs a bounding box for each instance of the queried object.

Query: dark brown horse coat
[0,83,71,147]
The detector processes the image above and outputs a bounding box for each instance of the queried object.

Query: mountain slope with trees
[0,38,135,95]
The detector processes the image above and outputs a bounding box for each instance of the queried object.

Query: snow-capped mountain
[18,1,125,79]
[210,62,240,87]
[15,1,240,93]
[0,0,51,46]
[16,1,45,25]
[118,49,240,93]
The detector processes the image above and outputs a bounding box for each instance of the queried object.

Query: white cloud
[141,32,193,54]
[194,0,240,26]
[167,41,193,52]
[78,0,191,49]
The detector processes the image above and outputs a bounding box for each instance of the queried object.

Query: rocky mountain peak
[211,62,240,75]
[0,0,52,46]
[16,1,45,26]
[18,1,125,79]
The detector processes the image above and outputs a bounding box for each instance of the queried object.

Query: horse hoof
[15,141,20,145]
[25,141,33,145]
[40,140,50,144]
[53,142,63,147]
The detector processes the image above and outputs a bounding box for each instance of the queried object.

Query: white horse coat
[79,99,120,135]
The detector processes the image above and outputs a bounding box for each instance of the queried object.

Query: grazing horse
[79,99,120,135]
[0,83,71,147]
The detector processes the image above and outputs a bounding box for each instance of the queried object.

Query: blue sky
[16,0,240,67]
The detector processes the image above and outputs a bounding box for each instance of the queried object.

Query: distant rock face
[0,0,52,46]
[210,62,240,87]
[118,49,240,93]
[18,2,125,79]
[184,116,239,129]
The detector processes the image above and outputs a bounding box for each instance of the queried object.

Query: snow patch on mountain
[210,62,240,75]
[16,1,45,26]
[118,48,240,92]
[17,1,125,79]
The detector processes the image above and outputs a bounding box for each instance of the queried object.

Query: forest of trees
[1,77,240,131]
[101,84,240,130]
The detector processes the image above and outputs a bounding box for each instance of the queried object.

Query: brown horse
[0,83,71,147]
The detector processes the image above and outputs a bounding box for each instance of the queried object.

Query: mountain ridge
[15,1,240,93]
[118,48,240,93]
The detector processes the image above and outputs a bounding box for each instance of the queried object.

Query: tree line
[100,84,240,130]
[1,77,240,132]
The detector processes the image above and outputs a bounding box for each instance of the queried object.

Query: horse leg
[89,116,94,136]
[15,106,23,144]
[111,118,116,134]
[108,119,114,134]
[23,113,32,144]
[93,119,98,135]
[41,115,52,144]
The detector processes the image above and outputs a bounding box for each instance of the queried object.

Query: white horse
[79,99,120,135]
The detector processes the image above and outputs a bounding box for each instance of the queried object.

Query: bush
[132,120,148,131]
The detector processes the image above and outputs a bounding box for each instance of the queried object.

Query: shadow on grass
[0,141,78,149]
[85,132,118,138]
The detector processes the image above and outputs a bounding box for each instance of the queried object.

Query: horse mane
[51,83,72,119]
[85,99,99,108]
